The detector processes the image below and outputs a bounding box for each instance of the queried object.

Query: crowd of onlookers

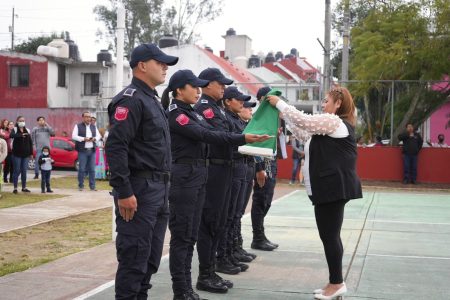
[0,113,109,198]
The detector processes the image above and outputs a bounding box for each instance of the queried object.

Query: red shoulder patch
[176,114,190,126]
[114,106,129,121]
[202,108,214,119]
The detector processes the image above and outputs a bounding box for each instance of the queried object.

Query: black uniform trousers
[169,163,207,296]
[237,161,255,245]
[114,176,169,300]
[197,163,232,270]
[217,160,247,258]
[251,160,277,234]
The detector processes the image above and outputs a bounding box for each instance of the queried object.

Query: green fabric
[242,88,281,154]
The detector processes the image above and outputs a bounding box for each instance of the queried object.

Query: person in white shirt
[267,86,362,300]
[72,111,101,191]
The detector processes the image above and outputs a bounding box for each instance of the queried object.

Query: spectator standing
[38,146,54,193]
[0,138,7,198]
[398,124,423,184]
[72,111,100,191]
[10,116,33,194]
[290,137,304,184]
[1,121,14,183]
[32,116,55,179]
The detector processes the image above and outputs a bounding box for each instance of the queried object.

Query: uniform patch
[169,104,178,112]
[114,106,129,121]
[203,108,214,119]
[176,114,190,126]
[201,99,209,104]
[195,113,204,121]
[123,88,136,97]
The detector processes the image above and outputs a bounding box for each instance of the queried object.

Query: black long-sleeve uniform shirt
[106,77,171,199]
[168,98,246,161]
[193,94,234,160]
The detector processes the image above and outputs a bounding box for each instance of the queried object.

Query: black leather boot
[233,239,253,262]
[173,293,196,300]
[229,253,249,272]
[196,268,228,294]
[251,232,276,251]
[210,267,233,288]
[262,231,279,248]
[215,256,241,275]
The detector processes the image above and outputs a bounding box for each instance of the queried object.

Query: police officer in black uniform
[106,43,178,300]
[233,100,258,262]
[161,70,268,299]
[193,68,239,292]
[251,87,280,251]
[217,87,254,272]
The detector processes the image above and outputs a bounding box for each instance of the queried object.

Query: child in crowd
[38,146,54,193]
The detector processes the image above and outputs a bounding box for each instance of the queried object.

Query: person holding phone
[10,116,33,194]
[72,111,101,191]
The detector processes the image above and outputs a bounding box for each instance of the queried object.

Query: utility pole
[323,0,331,93]
[10,7,18,51]
[341,0,350,86]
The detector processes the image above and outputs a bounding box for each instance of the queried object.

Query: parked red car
[29,136,79,170]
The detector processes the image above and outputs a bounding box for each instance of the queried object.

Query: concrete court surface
[81,189,450,300]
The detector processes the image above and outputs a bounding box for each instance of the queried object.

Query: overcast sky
[0,0,339,68]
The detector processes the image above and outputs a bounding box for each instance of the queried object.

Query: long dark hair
[161,87,178,110]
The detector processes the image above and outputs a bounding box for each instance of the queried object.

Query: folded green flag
[238,88,281,158]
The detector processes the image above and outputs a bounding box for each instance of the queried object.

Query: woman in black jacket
[10,116,33,194]
[267,86,362,300]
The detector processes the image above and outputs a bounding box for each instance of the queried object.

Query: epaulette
[201,99,209,104]
[169,104,178,112]
[123,88,136,97]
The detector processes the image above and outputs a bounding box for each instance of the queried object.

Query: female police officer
[161,70,269,300]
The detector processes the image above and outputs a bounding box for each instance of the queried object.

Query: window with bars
[57,64,66,87]
[83,73,100,95]
[10,65,30,87]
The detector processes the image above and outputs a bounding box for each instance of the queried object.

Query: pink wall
[430,101,450,143]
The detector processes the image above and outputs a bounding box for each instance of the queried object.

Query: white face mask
[43,151,49,156]
[18,121,25,128]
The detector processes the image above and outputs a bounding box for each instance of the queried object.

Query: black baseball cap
[223,86,251,101]
[199,68,234,85]
[168,70,210,91]
[256,86,272,100]
[243,101,257,108]
[129,43,179,68]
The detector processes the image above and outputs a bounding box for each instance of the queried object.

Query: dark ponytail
[161,87,172,110]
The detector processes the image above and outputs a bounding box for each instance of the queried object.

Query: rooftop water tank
[159,34,178,48]
[47,39,69,58]
[275,51,284,61]
[97,49,112,63]
[226,28,236,36]
[37,45,59,57]
[248,55,261,68]
[65,39,80,61]
[290,48,298,56]
[265,52,275,63]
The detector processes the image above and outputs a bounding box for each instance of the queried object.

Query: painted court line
[367,253,450,260]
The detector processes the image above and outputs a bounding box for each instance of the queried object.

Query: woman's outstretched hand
[244,134,272,143]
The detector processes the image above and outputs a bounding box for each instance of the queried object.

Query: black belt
[130,170,171,183]
[209,158,233,166]
[173,158,209,167]
[233,157,248,164]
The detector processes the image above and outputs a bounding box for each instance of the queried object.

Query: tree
[94,0,165,55]
[164,0,223,43]
[14,33,64,55]
[332,0,450,143]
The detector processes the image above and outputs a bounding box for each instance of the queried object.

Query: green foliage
[333,0,450,142]
[14,32,64,55]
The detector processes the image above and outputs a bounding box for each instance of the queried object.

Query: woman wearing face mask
[267,86,362,300]
[161,70,269,299]
[10,116,33,194]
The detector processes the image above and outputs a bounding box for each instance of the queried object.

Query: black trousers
[40,170,51,191]
[217,161,246,258]
[236,162,255,245]
[3,153,13,182]
[169,164,207,296]
[251,160,277,235]
[114,176,169,300]
[197,163,232,271]
[314,199,348,284]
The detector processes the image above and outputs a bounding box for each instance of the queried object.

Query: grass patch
[0,208,112,277]
[27,176,111,191]
[0,193,66,209]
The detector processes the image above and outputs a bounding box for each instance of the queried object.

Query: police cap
[223,86,251,101]
[256,86,272,100]
[129,43,179,68]
[168,70,210,91]
[243,101,257,108]
[199,68,233,85]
